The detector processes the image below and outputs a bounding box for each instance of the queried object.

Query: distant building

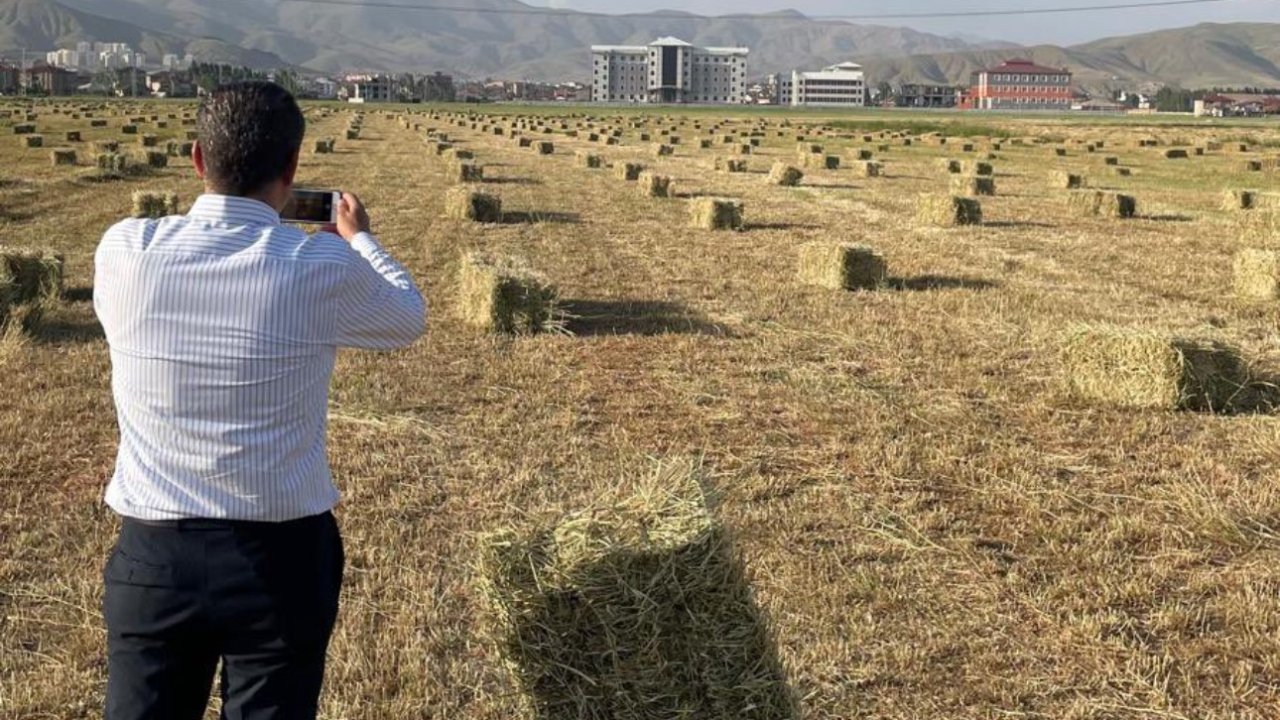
[0,63,18,94]
[590,37,748,104]
[349,75,395,103]
[777,61,866,107]
[962,58,1072,110]
[897,84,959,108]
[1196,93,1280,117]
[146,71,195,98]
[23,63,77,96]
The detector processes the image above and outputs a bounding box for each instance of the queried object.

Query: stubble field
[1,99,1280,720]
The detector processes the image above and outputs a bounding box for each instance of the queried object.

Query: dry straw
[768,162,803,187]
[457,252,559,334]
[1067,190,1137,218]
[444,187,502,223]
[475,458,797,720]
[797,242,887,291]
[131,192,179,219]
[1062,325,1251,412]
[689,198,744,231]
[917,195,982,227]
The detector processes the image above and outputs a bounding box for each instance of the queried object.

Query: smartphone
[281,189,339,224]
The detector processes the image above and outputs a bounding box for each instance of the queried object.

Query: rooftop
[981,58,1071,75]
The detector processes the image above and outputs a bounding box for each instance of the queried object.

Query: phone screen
[282,189,336,224]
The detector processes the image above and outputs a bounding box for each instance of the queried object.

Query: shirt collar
[187,195,282,227]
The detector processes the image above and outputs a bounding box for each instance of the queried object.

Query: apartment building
[777,61,866,107]
[590,37,748,104]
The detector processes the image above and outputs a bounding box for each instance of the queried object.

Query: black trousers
[103,512,344,720]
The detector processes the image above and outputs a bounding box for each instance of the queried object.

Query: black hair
[196,81,305,196]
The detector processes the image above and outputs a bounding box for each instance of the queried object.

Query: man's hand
[324,192,371,243]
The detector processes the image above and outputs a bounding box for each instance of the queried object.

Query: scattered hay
[797,242,887,291]
[444,187,503,223]
[475,459,797,720]
[1066,190,1137,219]
[614,163,643,181]
[768,163,804,187]
[574,152,602,169]
[457,252,559,334]
[917,195,982,227]
[951,175,996,197]
[50,149,77,166]
[1062,325,1250,412]
[131,191,179,219]
[689,198,744,231]
[1050,171,1085,189]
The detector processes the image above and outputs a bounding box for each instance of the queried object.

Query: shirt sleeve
[333,232,426,350]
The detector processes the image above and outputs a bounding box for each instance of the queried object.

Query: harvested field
[3,101,1280,720]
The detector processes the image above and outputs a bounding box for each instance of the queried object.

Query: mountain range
[3,0,1280,92]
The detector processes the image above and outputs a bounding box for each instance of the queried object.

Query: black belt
[124,512,331,531]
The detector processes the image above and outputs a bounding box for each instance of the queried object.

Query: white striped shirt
[94,195,426,522]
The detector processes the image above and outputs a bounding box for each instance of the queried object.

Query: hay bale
[917,195,982,227]
[138,134,158,147]
[1164,149,1189,159]
[1062,325,1250,412]
[346,128,360,141]
[714,157,747,173]
[534,141,554,155]
[1067,190,1136,218]
[859,161,882,178]
[768,162,804,187]
[140,150,168,169]
[452,161,485,183]
[797,242,887,291]
[637,171,673,198]
[689,198,744,231]
[938,159,962,174]
[1104,156,1119,166]
[1233,248,1280,300]
[574,151,603,169]
[457,252,558,334]
[653,144,674,157]
[0,247,64,306]
[444,187,502,223]
[312,139,335,154]
[131,191,179,219]
[1110,166,1133,177]
[854,149,874,161]
[951,175,996,197]
[23,135,43,148]
[90,119,108,128]
[1050,171,1085,189]
[476,459,796,720]
[800,154,839,170]
[64,131,81,142]
[50,149,76,166]
[966,161,994,176]
[1244,160,1263,172]
[614,163,643,181]
[12,123,35,135]
[1224,190,1258,211]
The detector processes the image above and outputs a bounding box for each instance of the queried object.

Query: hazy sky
[535,0,1280,45]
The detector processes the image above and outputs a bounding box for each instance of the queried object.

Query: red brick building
[961,59,1072,111]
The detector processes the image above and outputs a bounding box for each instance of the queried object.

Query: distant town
[1,36,1277,117]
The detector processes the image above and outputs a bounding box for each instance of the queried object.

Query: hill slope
[863,23,1280,93]
[0,0,292,70]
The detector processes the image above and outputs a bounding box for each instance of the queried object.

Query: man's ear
[282,149,300,188]
[192,140,206,179]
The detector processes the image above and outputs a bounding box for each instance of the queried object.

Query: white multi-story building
[348,75,395,103]
[778,61,866,107]
[590,37,748,104]
[45,49,82,69]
